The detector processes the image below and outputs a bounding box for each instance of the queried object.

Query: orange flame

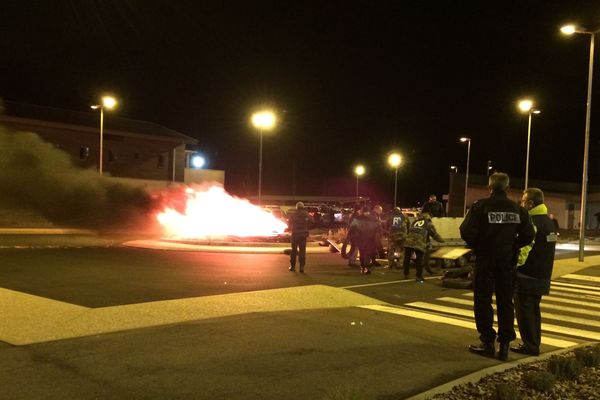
[156,185,287,239]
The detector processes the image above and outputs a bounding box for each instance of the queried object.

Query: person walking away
[403,212,444,283]
[512,188,557,356]
[355,207,378,274]
[422,194,446,217]
[289,201,309,273]
[371,204,385,266]
[388,207,408,269]
[460,172,534,361]
[342,207,361,267]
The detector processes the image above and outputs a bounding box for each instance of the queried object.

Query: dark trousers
[403,248,424,279]
[290,234,307,270]
[473,261,516,344]
[358,241,375,268]
[514,293,542,352]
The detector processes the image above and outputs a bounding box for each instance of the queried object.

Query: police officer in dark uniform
[512,188,557,356]
[289,201,309,273]
[403,212,444,283]
[422,194,446,217]
[460,173,534,361]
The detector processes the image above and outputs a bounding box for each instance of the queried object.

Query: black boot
[468,342,495,358]
[498,342,509,361]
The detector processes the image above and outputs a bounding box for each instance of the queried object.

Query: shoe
[510,343,539,356]
[468,342,495,358]
[364,268,371,275]
[416,278,424,284]
[299,267,305,273]
[498,342,510,361]
[289,266,295,272]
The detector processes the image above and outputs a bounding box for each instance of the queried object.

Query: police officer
[289,201,309,273]
[403,212,444,283]
[460,172,534,361]
[512,188,557,356]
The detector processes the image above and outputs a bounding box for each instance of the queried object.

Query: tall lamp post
[251,110,277,206]
[460,137,471,217]
[354,164,365,203]
[561,24,600,261]
[518,98,541,190]
[90,95,118,175]
[387,153,402,207]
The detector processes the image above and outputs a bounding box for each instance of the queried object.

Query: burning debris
[156,185,288,239]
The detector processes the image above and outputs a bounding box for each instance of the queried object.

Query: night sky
[2,1,600,206]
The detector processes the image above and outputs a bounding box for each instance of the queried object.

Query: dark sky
[2,1,600,206]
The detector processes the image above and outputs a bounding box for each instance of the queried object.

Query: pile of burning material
[156,185,288,240]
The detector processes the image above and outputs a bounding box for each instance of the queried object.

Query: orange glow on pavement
[157,185,287,238]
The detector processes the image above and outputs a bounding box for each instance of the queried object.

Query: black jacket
[422,200,445,217]
[516,204,557,295]
[289,209,309,236]
[460,191,534,262]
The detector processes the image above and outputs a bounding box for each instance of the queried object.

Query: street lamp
[354,164,365,202]
[460,137,471,217]
[251,109,277,206]
[561,23,600,261]
[387,153,402,207]
[518,98,541,190]
[90,95,118,175]
[450,165,458,173]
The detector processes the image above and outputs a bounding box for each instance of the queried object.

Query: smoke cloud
[0,125,156,231]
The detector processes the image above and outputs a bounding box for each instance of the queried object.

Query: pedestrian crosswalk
[360,272,600,349]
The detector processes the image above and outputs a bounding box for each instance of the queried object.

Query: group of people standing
[461,172,557,361]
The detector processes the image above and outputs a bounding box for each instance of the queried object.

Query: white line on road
[341,276,438,289]
[358,304,576,348]
[551,281,600,291]
[439,296,600,318]
[562,274,600,283]
[406,301,600,341]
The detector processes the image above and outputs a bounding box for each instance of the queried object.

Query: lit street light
[561,23,600,261]
[450,165,458,173]
[460,137,471,217]
[517,98,541,190]
[251,109,277,206]
[354,164,365,202]
[387,153,402,207]
[90,95,118,175]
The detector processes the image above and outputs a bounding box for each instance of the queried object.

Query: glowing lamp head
[388,153,402,168]
[101,96,118,110]
[518,99,534,113]
[191,155,206,169]
[460,137,470,143]
[354,165,365,176]
[450,165,458,172]
[251,110,277,130]
[560,25,576,35]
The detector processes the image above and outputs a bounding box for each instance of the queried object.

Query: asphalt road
[1,241,598,399]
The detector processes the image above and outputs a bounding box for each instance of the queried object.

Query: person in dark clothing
[353,206,378,274]
[595,211,600,230]
[403,213,444,283]
[422,194,446,217]
[548,213,560,233]
[387,207,409,269]
[371,204,385,265]
[460,172,535,361]
[288,201,309,273]
[342,207,362,267]
[512,188,557,356]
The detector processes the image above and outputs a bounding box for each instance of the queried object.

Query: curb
[405,341,598,400]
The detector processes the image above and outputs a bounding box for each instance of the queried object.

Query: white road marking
[562,274,600,283]
[358,304,576,348]
[407,301,600,341]
[552,281,600,291]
